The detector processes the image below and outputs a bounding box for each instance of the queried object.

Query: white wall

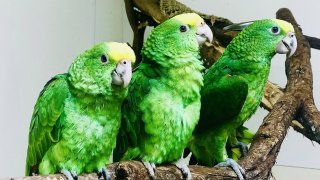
[0,0,319,179]
[0,0,124,178]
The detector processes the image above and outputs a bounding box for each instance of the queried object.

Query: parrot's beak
[196,22,213,45]
[111,59,132,87]
[276,32,297,57]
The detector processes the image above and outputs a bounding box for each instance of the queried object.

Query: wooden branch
[261,80,320,144]
[261,81,284,111]
[132,0,232,25]
[132,0,168,23]
[12,163,119,180]
[277,9,320,143]
[124,0,147,65]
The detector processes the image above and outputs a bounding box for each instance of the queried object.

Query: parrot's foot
[142,161,156,179]
[173,158,192,180]
[61,169,78,180]
[215,158,245,180]
[97,167,111,180]
[233,142,249,156]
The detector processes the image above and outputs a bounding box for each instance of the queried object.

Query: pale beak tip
[276,32,297,57]
[197,23,214,45]
[111,60,133,88]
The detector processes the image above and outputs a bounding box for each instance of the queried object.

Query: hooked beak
[196,22,213,45]
[111,59,132,88]
[276,32,297,57]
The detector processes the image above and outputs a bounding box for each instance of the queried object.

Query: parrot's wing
[114,62,161,161]
[25,74,70,175]
[114,67,151,161]
[195,73,248,133]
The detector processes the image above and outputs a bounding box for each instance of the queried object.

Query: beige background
[0,0,319,179]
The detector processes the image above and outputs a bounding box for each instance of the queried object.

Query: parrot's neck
[163,56,204,104]
[220,46,273,73]
[224,29,279,65]
[141,49,204,104]
[69,83,127,109]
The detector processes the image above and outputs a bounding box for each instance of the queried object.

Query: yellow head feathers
[272,19,294,34]
[173,13,205,27]
[106,42,136,63]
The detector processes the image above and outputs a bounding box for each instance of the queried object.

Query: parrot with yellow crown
[25,42,136,180]
[114,13,213,180]
[188,19,297,180]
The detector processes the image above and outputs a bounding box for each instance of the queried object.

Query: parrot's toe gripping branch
[97,167,111,180]
[233,142,249,156]
[215,158,245,180]
[173,158,192,180]
[142,161,156,179]
[61,169,78,180]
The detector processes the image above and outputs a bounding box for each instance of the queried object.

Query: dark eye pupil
[101,55,108,63]
[272,26,279,33]
[179,25,187,32]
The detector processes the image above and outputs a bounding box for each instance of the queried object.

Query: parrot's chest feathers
[164,62,203,104]
[138,61,203,162]
[62,99,120,152]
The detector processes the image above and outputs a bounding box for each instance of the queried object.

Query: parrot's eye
[270,26,280,35]
[179,25,189,33]
[100,55,109,64]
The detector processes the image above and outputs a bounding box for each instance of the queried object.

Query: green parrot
[114,13,213,179]
[188,19,297,179]
[25,42,136,180]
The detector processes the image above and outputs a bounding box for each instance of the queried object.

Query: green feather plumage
[114,14,204,164]
[25,42,133,176]
[189,19,293,166]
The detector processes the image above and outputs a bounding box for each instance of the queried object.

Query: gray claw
[97,167,111,180]
[215,158,245,180]
[61,169,78,180]
[142,161,156,179]
[173,158,192,180]
[233,142,249,156]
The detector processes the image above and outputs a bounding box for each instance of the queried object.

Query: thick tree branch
[261,81,320,144]
[277,9,320,143]
[12,163,119,180]
[261,81,284,111]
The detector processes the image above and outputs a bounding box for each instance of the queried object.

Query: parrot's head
[142,13,213,65]
[68,42,136,95]
[225,19,297,59]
